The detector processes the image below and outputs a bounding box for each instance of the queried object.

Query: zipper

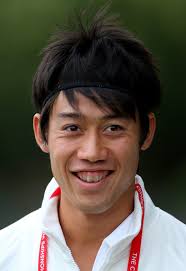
[93,248,113,271]
[53,236,80,271]
[67,246,80,271]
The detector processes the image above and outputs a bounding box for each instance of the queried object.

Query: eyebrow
[57,112,128,120]
[100,113,127,120]
[57,112,83,119]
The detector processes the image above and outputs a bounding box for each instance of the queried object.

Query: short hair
[32,8,161,144]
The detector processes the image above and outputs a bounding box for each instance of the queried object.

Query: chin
[75,200,114,215]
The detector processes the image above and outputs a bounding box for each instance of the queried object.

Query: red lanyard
[127,183,144,271]
[38,183,144,271]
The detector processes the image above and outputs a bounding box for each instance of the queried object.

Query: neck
[58,184,135,247]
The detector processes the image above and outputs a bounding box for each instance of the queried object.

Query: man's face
[34,92,153,214]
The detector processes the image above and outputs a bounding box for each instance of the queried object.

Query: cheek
[49,151,63,181]
[114,136,139,155]
[114,139,140,170]
[48,141,76,175]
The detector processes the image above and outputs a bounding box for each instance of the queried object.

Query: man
[0,8,186,271]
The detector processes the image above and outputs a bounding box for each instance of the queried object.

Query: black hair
[32,7,161,143]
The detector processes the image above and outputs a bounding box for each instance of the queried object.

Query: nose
[77,132,108,162]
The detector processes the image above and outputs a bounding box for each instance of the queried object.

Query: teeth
[85,175,103,182]
[76,171,109,183]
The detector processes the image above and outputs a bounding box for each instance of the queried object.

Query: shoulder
[146,206,186,240]
[0,208,41,238]
[0,209,41,268]
[144,207,186,259]
[157,207,186,239]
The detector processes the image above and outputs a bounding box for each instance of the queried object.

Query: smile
[72,170,113,183]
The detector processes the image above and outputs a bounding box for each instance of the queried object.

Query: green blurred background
[1,0,186,228]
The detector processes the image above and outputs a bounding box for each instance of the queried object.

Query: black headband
[42,82,125,108]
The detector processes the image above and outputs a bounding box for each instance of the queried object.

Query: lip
[70,170,114,191]
[71,168,114,172]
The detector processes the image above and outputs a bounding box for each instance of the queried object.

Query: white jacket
[0,175,186,270]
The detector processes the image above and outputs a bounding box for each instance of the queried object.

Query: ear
[141,113,156,151]
[33,113,49,153]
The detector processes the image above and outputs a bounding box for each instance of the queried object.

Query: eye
[63,124,80,132]
[104,124,126,136]
[106,125,123,132]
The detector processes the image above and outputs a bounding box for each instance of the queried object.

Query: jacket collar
[40,175,157,260]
